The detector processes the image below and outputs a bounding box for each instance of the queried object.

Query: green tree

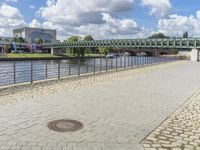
[12,37,18,42]
[68,36,81,42]
[66,35,95,57]
[149,33,169,39]
[83,35,95,56]
[67,36,81,57]
[171,48,178,54]
[99,47,110,55]
[0,38,2,41]
[183,32,188,38]
[3,44,11,55]
[83,35,94,41]
[36,38,43,45]
[12,37,26,43]
[18,37,26,43]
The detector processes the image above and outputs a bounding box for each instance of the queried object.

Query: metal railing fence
[0,56,180,86]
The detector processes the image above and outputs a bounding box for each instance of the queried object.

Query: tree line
[65,35,112,57]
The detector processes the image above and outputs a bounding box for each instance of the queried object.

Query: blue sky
[1,0,200,40]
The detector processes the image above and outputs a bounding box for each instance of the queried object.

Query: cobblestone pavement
[142,88,200,150]
[1,61,200,150]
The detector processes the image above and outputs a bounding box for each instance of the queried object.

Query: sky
[0,0,200,40]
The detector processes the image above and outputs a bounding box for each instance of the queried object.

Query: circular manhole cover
[48,119,84,132]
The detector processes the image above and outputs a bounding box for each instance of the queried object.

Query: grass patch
[0,53,103,59]
[0,53,65,58]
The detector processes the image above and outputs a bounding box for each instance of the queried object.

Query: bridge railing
[0,56,180,87]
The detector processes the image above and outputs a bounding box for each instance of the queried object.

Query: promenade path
[0,61,200,150]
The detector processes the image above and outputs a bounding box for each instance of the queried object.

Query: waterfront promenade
[0,61,200,149]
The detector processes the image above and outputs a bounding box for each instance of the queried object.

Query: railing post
[124,57,126,68]
[145,56,147,65]
[138,56,140,66]
[139,56,141,66]
[154,56,156,64]
[141,56,143,66]
[159,56,161,64]
[111,58,113,69]
[149,57,151,65]
[86,59,89,73]
[146,57,147,65]
[116,57,118,70]
[13,62,16,84]
[30,61,33,84]
[128,57,130,67]
[45,60,48,79]
[143,56,145,66]
[136,56,138,67]
[68,60,71,76]
[161,56,163,64]
[93,59,96,74]
[120,56,122,68]
[100,58,102,73]
[134,56,136,67]
[131,56,133,68]
[58,60,61,79]
[78,59,80,76]
[106,58,108,72]
[148,57,150,65]
[149,57,154,65]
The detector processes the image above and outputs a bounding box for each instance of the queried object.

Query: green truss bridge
[43,38,200,49]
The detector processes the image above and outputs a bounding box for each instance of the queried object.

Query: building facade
[13,27,57,44]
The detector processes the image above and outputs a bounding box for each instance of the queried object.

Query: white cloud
[101,13,143,35]
[36,0,152,40]
[0,3,25,36]
[29,5,36,9]
[158,11,200,37]
[0,0,156,40]
[76,14,152,40]
[4,0,18,3]
[38,0,135,26]
[29,19,42,28]
[141,0,172,17]
[38,14,151,40]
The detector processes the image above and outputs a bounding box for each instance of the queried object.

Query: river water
[0,56,177,86]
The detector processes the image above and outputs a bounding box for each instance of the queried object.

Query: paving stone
[0,61,200,150]
[142,63,200,149]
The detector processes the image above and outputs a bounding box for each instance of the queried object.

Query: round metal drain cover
[48,119,83,132]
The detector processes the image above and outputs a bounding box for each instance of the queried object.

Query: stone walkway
[0,61,200,150]
[142,88,200,150]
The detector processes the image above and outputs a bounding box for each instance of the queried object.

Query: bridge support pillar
[191,49,199,61]
[51,48,54,55]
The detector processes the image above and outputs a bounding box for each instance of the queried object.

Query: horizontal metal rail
[0,56,180,87]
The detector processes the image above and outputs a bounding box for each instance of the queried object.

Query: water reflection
[0,56,176,86]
